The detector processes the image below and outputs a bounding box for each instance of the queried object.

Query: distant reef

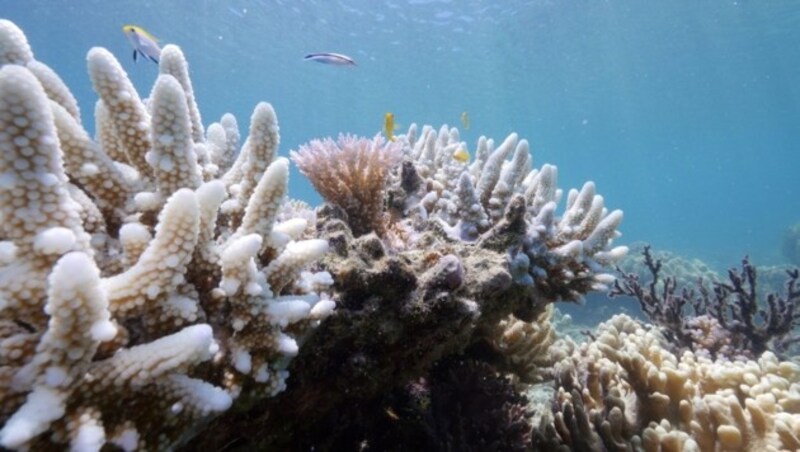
[0,18,798,452]
[784,222,800,266]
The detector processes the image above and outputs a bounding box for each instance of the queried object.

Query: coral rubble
[0,19,332,450]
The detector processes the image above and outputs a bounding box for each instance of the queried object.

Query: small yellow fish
[384,112,396,142]
[122,24,161,64]
[460,111,470,130]
[453,147,470,163]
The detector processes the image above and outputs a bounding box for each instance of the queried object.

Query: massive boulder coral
[0,19,333,450]
[533,314,800,451]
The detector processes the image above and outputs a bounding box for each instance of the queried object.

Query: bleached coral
[0,20,332,450]
[491,304,558,384]
[533,314,800,451]
[224,123,627,449]
[390,123,626,303]
[0,19,33,65]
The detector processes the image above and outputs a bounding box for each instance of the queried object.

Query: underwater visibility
[0,1,798,451]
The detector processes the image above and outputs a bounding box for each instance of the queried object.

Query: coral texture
[0,20,333,450]
[186,123,626,449]
[291,134,403,236]
[271,358,534,451]
[533,314,800,451]
[612,245,800,358]
[617,242,721,287]
[489,304,559,384]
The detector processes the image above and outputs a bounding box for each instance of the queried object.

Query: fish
[460,111,470,130]
[122,24,161,64]
[304,52,357,66]
[385,407,400,420]
[453,147,470,163]
[384,112,396,141]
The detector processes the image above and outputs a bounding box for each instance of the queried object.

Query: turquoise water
[4,0,800,268]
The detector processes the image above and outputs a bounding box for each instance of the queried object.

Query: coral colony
[0,18,798,451]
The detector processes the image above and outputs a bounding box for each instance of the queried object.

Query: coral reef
[783,222,800,266]
[617,242,721,288]
[489,304,559,385]
[291,134,402,236]
[0,17,631,451]
[268,357,533,451]
[187,122,625,448]
[533,314,800,451]
[14,14,794,452]
[0,19,333,450]
[612,245,800,359]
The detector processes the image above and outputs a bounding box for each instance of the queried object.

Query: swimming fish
[385,407,400,421]
[460,111,470,130]
[453,147,470,163]
[304,52,357,66]
[122,25,161,64]
[384,113,396,141]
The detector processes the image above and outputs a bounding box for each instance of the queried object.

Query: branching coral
[612,245,800,358]
[617,242,721,288]
[187,123,626,449]
[489,304,559,384]
[1,17,629,451]
[533,314,800,451]
[0,20,333,450]
[291,134,402,236]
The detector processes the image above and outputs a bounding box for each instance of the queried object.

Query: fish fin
[148,54,159,64]
[133,49,138,62]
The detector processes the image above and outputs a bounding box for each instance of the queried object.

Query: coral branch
[611,246,800,358]
[0,20,332,450]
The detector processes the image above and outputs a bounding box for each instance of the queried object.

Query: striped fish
[304,52,357,66]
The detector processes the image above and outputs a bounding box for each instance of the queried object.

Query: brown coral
[291,134,402,236]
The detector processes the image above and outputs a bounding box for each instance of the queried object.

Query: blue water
[4,0,800,268]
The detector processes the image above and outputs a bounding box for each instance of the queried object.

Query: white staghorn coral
[103,189,200,320]
[225,102,280,226]
[0,65,90,327]
[0,20,333,450]
[87,47,153,178]
[51,101,132,221]
[393,123,626,302]
[0,19,33,65]
[93,100,128,163]
[158,45,204,143]
[27,61,80,122]
[148,74,202,197]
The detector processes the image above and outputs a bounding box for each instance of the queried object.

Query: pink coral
[291,134,402,236]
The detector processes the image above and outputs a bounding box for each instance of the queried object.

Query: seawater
[5,0,799,268]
